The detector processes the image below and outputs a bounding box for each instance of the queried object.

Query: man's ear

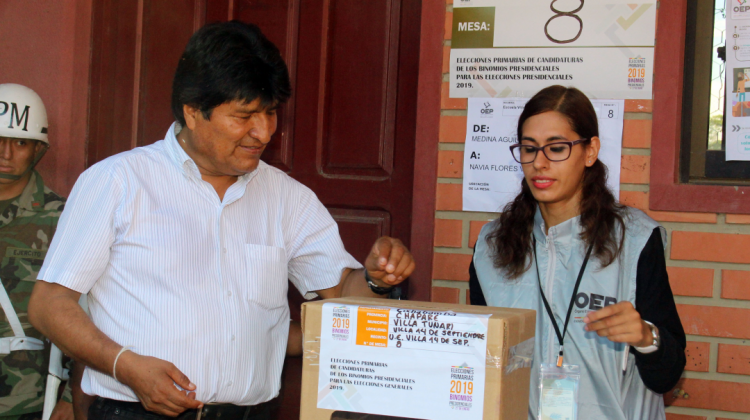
[34,141,46,154]
[183,105,201,130]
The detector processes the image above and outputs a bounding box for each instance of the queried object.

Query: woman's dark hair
[171,21,292,126]
[487,85,625,278]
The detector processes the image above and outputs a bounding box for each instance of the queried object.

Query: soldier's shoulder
[42,185,66,212]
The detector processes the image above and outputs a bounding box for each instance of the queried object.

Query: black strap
[532,233,595,362]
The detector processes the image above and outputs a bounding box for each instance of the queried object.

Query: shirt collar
[163,122,263,186]
[16,170,46,212]
[164,122,199,178]
[533,206,582,244]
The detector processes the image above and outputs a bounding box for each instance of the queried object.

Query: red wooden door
[88,1,421,418]
[209,3,421,419]
[207,0,420,268]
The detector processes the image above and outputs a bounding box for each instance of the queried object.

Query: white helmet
[0,84,48,145]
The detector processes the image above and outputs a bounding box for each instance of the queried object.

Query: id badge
[537,363,580,420]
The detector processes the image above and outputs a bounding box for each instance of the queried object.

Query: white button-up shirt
[38,123,361,405]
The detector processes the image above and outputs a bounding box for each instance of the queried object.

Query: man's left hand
[317,236,416,300]
[364,237,415,287]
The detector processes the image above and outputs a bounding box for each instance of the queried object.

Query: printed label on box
[317,303,491,420]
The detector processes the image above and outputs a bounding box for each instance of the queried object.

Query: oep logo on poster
[734,0,750,19]
[480,101,494,118]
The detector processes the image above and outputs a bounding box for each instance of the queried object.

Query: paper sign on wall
[449,1,657,99]
[725,0,750,160]
[317,303,491,420]
[462,98,624,212]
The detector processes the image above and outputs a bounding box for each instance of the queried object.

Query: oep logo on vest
[573,292,618,323]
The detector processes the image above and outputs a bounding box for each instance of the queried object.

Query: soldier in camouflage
[0,84,71,420]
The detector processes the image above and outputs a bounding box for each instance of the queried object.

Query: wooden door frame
[409,0,443,302]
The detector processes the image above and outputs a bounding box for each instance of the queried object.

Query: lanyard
[532,235,595,367]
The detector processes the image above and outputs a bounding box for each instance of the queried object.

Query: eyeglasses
[509,139,589,164]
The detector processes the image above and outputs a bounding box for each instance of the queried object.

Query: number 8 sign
[544,0,584,44]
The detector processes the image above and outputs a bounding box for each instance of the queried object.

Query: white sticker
[462,98,624,212]
[317,303,491,420]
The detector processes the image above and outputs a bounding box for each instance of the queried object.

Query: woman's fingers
[583,301,646,345]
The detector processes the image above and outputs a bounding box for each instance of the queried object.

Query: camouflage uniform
[0,171,65,420]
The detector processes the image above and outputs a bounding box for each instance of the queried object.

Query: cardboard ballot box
[300,297,535,420]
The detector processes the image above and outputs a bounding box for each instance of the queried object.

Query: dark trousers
[88,398,272,420]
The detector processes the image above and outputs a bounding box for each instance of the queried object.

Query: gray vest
[474,207,666,420]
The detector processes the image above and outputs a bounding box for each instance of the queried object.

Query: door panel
[246,2,419,417]
[137,1,203,147]
[317,1,400,178]
[87,0,141,165]
[230,0,299,172]
[329,209,392,262]
[88,0,205,166]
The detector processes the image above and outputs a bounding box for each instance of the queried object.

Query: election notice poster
[317,303,491,420]
[725,0,750,160]
[463,98,623,212]
[449,1,656,99]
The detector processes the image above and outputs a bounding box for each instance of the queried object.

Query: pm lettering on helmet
[0,84,49,144]
[9,103,30,131]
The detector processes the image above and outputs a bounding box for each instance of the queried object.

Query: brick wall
[431,3,750,419]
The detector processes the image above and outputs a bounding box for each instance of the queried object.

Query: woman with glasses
[469,85,685,420]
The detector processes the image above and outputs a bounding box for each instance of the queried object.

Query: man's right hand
[116,351,203,417]
[29,282,202,418]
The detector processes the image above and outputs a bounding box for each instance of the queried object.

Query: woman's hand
[583,301,653,347]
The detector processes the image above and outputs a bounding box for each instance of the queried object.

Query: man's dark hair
[171,21,291,126]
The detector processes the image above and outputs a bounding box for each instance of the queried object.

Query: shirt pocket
[244,244,288,309]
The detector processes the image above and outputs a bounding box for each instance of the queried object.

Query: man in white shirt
[27,21,414,420]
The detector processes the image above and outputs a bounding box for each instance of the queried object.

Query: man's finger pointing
[375,238,393,268]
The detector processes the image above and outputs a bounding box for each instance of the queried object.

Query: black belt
[93,397,274,420]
